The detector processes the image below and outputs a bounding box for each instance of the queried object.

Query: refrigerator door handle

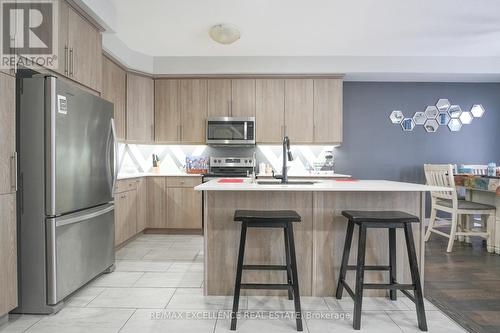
[110,119,118,194]
[54,204,114,228]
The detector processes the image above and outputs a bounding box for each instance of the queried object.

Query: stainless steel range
[203,157,255,181]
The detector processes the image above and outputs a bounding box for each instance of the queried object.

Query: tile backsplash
[118,144,337,175]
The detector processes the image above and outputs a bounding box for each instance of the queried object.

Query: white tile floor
[0,234,466,333]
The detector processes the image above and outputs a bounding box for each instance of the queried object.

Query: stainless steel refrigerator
[15,74,117,314]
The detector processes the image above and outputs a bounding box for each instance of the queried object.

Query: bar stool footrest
[242,265,287,271]
[364,283,416,290]
[346,265,391,271]
[241,283,291,290]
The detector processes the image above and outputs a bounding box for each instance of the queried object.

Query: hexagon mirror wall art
[424,119,439,133]
[436,99,450,112]
[459,111,473,125]
[390,100,485,133]
[389,110,404,124]
[437,112,450,126]
[413,112,426,125]
[448,118,462,132]
[448,105,462,118]
[471,104,485,118]
[424,106,439,119]
[401,118,415,131]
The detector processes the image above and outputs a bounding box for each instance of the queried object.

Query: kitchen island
[195,179,449,297]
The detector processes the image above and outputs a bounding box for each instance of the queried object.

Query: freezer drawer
[46,204,115,305]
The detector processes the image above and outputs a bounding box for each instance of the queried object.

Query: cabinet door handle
[11,152,17,192]
[64,46,68,74]
[69,48,74,76]
[281,125,284,138]
[180,125,183,141]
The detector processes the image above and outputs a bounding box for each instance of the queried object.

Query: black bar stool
[231,210,303,331]
[335,210,428,331]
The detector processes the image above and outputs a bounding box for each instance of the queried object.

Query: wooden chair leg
[446,212,458,253]
[424,208,437,242]
[457,214,464,242]
[486,214,495,253]
[336,221,354,299]
[286,223,303,332]
[353,225,367,330]
[284,226,294,300]
[389,228,397,301]
[231,223,247,331]
[404,224,428,331]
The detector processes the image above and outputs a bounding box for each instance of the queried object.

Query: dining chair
[461,164,488,175]
[424,164,496,252]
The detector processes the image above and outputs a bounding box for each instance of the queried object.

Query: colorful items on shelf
[454,175,500,196]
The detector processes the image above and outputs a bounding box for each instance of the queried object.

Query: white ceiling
[108,0,500,57]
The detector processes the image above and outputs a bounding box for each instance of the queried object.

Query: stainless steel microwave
[206,117,255,145]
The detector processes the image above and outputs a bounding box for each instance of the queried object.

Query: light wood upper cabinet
[0,73,16,195]
[0,194,17,316]
[285,79,314,143]
[166,187,202,229]
[313,79,343,143]
[127,73,154,142]
[208,79,231,117]
[155,80,180,142]
[66,4,102,92]
[231,79,256,117]
[147,177,167,228]
[179,79,208,143]
[102,56,126,140]
[256,79,285,143]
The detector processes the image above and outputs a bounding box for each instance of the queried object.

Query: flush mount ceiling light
[209,24,241,44]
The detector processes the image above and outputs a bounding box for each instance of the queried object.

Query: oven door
[206,117,255,145]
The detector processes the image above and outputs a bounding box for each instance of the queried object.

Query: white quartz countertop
[117,173,202,180]
[195,178,451,192]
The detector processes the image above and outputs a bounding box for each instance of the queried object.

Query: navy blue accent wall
[335,82,500,183]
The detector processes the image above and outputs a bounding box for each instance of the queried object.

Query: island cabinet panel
[284,79,314,143]
[256,79,285,143]
[0,193,17,317]
[101,56,126,140]
[127,73,154,142]
[155,79,180,142]
[231,79,256,117]
[179,79,208,143]
[205,191,313,296]
[208,79,232,117]
[312,192,422,296]
[313,79,343,143]
[147,177,167,228]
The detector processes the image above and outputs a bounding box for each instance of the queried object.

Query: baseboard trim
[143,228,203,235]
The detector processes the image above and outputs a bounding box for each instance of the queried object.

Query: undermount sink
[256,180,317,185]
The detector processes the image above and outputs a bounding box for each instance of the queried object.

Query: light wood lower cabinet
[0,72,16,195]
[147,177,167,228]
[146,176,202,230]
[135,178,147,232]
[115,189,137,246]
[0,193,17,316]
